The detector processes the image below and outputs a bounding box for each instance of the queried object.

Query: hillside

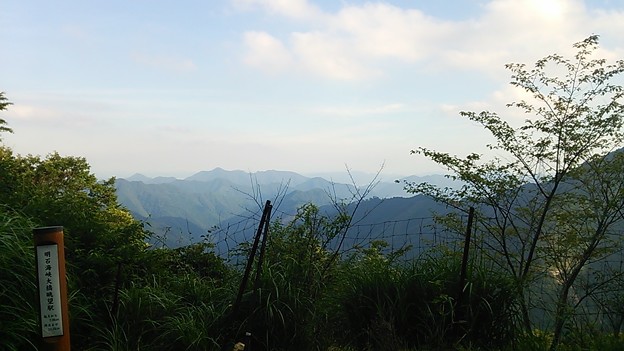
[115,168,458,247]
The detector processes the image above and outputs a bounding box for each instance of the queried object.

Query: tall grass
[74,274,234,350]
[0,201,578,350]
[328,246,517,350]
[0,207,39,350]
[231,260,324,350]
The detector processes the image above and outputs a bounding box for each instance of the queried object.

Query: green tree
[0,145,154,348]
[0,92,14,137]
[0,94,236,350]
[405,35,624,350]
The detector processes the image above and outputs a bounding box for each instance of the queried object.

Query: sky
[2,0,624,181]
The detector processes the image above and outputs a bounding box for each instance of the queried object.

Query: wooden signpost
[34,226,70,350]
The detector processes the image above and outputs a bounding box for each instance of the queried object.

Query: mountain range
[115,168,458,249]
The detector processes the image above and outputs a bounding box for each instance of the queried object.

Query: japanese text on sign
[36,244,63,337]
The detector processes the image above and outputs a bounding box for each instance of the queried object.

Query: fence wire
[202,205,473,263]
[197,205,624,333]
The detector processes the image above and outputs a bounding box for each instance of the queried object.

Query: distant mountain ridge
[116,168,459,247]
[125,168,458,194]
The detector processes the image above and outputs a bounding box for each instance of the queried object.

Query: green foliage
[329,242,409,350]
[148,242,229,281]
[0,206,38,351]
[0,91,13,137]
[405,35,624,350]
[0,147,150,297]
[0,141,237,350]
[78,241,235,350]
[330,245,516,350]
[5,59,624,349]
[70,276,231,350]
[233,204,343,350]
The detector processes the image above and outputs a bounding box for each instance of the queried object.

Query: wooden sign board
[36,244,64,337]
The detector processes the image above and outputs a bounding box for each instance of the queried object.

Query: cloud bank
[237,0,624,80]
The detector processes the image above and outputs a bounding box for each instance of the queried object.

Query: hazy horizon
[2,0,623,180]
[117,165,446,185]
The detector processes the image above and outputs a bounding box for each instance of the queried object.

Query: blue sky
[2,0,624,181]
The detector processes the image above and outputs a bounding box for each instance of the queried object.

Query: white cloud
[235,0,624,81]
[290,31,377,80]
[242,31,294,72]
[242,30,376,79]
[332,3,451,61]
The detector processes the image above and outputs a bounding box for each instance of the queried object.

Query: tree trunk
[549,288,570,351]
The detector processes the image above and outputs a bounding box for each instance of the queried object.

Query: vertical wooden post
[253,202,272,294]
[217,201,272,351]
[232,200,271,317]
[456,207,475,323]
[34,226,70,351]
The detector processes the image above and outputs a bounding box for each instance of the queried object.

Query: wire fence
[149,200,624,279]
[205,206,469,263]
[204,205,624,266]
[197,202,624,332]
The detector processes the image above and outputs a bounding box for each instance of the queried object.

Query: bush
[330,244,517,350]
[0,207,39,350]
